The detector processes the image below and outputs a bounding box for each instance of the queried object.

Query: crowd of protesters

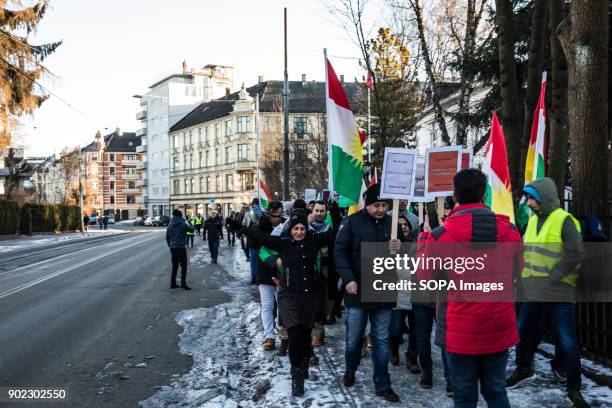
[166,168,597,408]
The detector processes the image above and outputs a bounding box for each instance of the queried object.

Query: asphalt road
[0,230,232,408]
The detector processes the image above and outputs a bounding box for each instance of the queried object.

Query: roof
[149,74,194,89]
[170,80,365,133]
[81,131,139,153]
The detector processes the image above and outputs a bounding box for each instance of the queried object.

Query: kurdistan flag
[483,111,515,223]
[258,179,272,209]
[517,72,547,228]
[326,57,363,203]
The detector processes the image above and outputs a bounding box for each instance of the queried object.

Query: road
[0,228,231,408]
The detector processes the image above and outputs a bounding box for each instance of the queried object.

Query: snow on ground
[140,244,612,408]
[0,229,129,253]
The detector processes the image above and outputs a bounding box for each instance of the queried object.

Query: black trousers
[170,248,188,284]
[287,325,313,368]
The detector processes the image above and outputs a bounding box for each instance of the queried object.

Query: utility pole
[78,148,85,234]
[282,7,290,201]
[255,92,261,199]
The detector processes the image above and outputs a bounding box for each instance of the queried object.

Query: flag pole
[324,48,333,193]
[255,91,261,203]
[367,84,371,164]
[282,7,290,201]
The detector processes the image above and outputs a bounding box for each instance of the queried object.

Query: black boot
[301,357,310,380]
[291,366,304,396]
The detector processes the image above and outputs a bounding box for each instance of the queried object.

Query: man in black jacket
[166,209,195,290]
[334,183,402,403]
[203,210,223,263]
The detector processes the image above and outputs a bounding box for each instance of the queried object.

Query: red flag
[366,71,375,92]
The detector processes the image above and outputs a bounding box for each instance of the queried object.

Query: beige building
[169,77,363,218]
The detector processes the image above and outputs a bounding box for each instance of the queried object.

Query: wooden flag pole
[391,198,399,254]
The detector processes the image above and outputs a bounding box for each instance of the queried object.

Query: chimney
[115,127,122,136]
[258,75,264,83]
[225,87,231,96]
[301,74,307,85]
[340,74,344,83]
[182,60,187,74]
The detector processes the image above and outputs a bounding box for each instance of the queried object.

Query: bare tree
[558,0,609,214]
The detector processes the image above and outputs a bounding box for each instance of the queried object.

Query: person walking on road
[103,215,108,230]
[226,211,237,246]
[506,177,588,408]
[229,212,334,397]
[416,169,523,408]
[98,215,103,230]
[186,217,195,249]
[83,215,89,232]
[194,214,203,236]
[243,198,264,284]
[166,209,195,290]
[203,210,223,263]
[334,183,403,403]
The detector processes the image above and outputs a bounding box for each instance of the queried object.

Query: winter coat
[239,226,334,293]
[521,177,584,302]
[166,216,195,248]
[334,209,403,309]
[254,216,281,286]
[203,216,224,241]
[416,203,523,355]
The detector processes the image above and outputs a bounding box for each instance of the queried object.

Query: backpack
[581,216,607,242]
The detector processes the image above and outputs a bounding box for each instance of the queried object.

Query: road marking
[0,234,162,301]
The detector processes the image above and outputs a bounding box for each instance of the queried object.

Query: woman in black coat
[231,212,333,396]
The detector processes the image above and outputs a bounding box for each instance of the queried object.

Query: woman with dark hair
[229,213,334,396]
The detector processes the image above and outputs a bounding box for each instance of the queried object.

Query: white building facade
[135,63,234,217]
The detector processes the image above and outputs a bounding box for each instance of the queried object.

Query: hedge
[0,201,81,235]
[0,200,19,234]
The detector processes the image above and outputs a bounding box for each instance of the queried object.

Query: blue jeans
[345,307,393,391]
[208,239,220,261]
[447,350,511,408]
[515,302,581,390]
[248,248,258,279]
[413,305,435,379]
[441,347,453,389]
[389,310,417,357]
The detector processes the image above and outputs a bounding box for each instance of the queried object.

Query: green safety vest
[186,220,195,236]
[522,208,581,287]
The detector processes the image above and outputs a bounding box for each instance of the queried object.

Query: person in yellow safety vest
[194,214,203,236]
[506,177,589,408]
[186,218,195,249]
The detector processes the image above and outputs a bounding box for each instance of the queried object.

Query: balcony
[136,178,147,187]
[136,196,145,204]
[235,160,256,171]
[123,173,140,180]
[136,144,147,153]
[122,159,139,166]
[136,127,147,137]
[122,188,140,193]
[136,110,147,120]
[137,162,147,170]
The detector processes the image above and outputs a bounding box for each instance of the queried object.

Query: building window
[110,181,115,190]
[161,150,168,160]
[294,143,309,165]
[127,181,136,189]
[184,179,189,194]
[153,187,159,195]
[127,195,136,204]
[237,115,251,133]
[240,173,254,190]
[214,123,220,141]
[173,157,179,170]
[109,167,115,176]
[190,178,195,194]
[198,128,202,143]
[183,132,188,146]
[198,152,203,168]
[110,195,115,204]
[225,146,232,164]
[206,176,211,192]
[237,143,251,161]
[124,154,136,161]
[189,154,193,169]
[293,117,307,138]
[225,120,232,137]
[216,175,222,191]
[109,153,115,162]
[226,174,233,191]
[189,131,193,146]
[125,167,136,175]
[172,134,179,148]
[205,150,210,167]
[200,177,205,193]
[183,155,188,169]
[173,180,180,194]
[205,126,209,142]
[162,186,169,195]
[215,148,220,165]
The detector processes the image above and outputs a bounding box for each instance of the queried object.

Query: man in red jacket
[416,169,524,408]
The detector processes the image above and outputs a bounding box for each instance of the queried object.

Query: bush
[18,203,82,234]
[0,200,19,234]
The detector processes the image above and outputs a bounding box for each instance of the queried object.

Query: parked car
[89,215,98,225]
[153,215,170,227]
[144,216,154,226]
[133,216,144,226]
[105,216,116,224]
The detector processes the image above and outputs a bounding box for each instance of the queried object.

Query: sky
[18,0,387,156]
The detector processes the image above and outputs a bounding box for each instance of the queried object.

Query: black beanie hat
[288,213,308,230]
[365,183,387,206]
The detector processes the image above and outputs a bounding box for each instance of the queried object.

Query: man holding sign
[334,183,403,403]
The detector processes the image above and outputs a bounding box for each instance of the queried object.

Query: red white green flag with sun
[326,57,363,203]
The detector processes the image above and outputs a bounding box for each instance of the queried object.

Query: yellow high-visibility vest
[522,208,581,287]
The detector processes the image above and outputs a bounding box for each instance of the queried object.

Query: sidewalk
[140,244,612,408]
[0,228,130,254]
